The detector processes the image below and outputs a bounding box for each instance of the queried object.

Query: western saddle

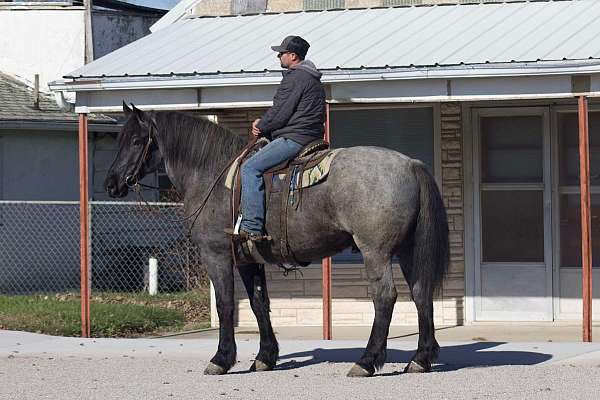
[227,137,335,268]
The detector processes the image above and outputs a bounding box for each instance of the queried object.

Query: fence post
[578,95,593,342]
[149,257,158,295]
[322,101,332,340]
[78,113,91,338]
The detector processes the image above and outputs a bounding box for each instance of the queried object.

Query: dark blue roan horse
[105,103,449,377]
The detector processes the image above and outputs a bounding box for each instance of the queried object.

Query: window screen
[304,0,344,10]
[329,107,435,263]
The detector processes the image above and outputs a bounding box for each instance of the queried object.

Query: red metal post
[322,102,332,340]
[578,95,592,342]
[79,114,91,338]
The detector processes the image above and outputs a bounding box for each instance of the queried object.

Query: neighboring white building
[0,0,164,94]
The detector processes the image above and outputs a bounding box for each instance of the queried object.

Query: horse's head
[104,102,163,198]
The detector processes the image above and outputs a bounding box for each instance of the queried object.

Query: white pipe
[149,257,158,296]
[210,281,217,328]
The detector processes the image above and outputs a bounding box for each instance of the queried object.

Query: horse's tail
[409,160,449,296]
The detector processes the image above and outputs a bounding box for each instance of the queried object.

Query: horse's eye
[132,138,142,146]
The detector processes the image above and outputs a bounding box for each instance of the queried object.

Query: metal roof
[63,0,600,83]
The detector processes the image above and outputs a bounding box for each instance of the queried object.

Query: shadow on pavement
[273,342,552,373]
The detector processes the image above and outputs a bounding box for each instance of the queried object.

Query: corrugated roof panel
[398,4,497,66]
[65,0,600,79]
[353,6,445,67]
[486,1,588,62]
[540,4,600,60]
[232,11,341,71]
[443,2,536,64]
[510,1,597,61]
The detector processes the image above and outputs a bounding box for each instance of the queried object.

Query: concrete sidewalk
[2,328,600,367]
[161,323,600,343]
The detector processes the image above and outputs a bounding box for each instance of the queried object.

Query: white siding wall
[0,9,85,93]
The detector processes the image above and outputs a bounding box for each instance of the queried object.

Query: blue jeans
[240,137,303,234]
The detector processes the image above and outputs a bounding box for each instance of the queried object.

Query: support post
[148,257,158,296]
[83,0,94,63]
[578,95,592,342]
[79,113,91,338]
[322,102,332,340]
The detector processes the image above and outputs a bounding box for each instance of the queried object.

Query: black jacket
[256,60,326,146]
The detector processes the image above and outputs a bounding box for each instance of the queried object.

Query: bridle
[125,117,159,191]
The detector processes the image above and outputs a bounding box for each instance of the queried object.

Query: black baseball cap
[271,36,310,59]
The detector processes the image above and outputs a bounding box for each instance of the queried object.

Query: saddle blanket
[224,149,340,190]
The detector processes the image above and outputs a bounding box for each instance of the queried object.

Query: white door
[473,108,553,321]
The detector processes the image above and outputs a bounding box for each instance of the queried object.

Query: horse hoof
[346,364,373,378]
[250,360,273,372]
[404,360,427,373]
[204,362,227,375]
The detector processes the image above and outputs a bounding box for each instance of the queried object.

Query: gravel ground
[2,331,600,400]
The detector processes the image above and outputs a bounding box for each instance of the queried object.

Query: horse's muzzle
[104,175,128,198]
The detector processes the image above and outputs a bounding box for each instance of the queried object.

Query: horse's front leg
[238,263,279,371]
[203,251,237,375]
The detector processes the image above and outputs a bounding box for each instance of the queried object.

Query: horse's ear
[131,104,145,121]
[123,101,132,115]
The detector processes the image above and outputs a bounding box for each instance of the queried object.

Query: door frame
[471,106,553,321]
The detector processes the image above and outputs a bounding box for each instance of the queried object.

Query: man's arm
[256,74,303,135]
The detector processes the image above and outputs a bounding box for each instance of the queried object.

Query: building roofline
[51,59,600,92]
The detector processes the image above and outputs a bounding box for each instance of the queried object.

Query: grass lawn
[0,289,210,338]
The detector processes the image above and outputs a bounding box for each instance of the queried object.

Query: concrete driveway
[2,329,600,400]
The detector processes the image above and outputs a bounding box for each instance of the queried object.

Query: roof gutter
[49,61,600,93]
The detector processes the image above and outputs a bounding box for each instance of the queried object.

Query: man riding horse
[235,35,326,242]
[106,35,448,376]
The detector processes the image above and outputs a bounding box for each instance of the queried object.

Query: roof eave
[50,61,600,93]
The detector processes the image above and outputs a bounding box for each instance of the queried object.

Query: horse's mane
[156,111,247,175]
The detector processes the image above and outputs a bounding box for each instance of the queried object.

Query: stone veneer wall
[213,104,465,327]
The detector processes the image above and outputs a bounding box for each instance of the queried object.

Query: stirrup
[224,228,271,242]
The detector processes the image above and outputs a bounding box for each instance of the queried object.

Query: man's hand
[251,119,261,137]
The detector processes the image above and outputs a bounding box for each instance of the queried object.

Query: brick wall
[215,104,465,327]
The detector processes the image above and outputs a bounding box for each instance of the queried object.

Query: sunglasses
[277,52,290,58]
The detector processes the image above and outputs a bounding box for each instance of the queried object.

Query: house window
[330,106,435,170]
[558,111,600,269]
[329,106,435,263]
[304,0,344,11]
[382,0,425,6]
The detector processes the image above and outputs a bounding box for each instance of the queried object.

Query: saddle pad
[224,149,340,190]
[293,149,339,189]
[224,154,243,189]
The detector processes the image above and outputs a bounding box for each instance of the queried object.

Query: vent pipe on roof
[33,74,40,110]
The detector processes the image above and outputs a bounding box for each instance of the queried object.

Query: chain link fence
[0,201,205,295]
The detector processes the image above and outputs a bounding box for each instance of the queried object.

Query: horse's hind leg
[398,251,439,373]
[203,252,237,375]
[347,252,397,377]
[237,263,279,371]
